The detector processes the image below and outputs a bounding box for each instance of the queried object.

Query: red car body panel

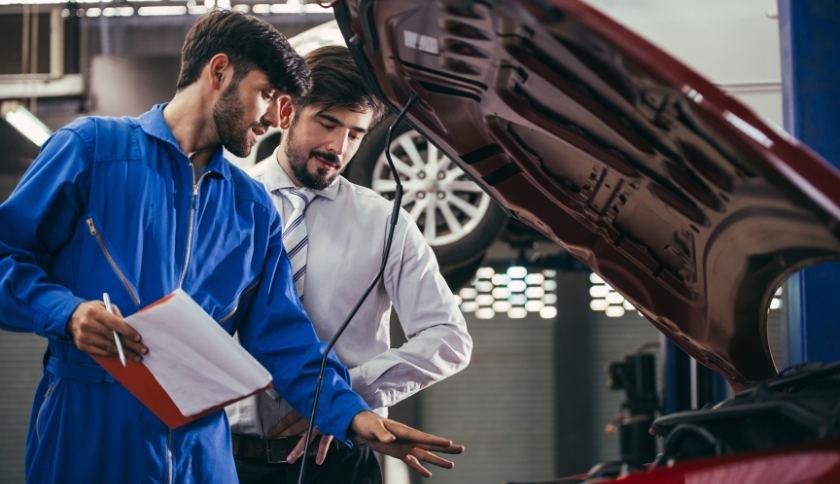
[610,438,840,484]
[334,0,840,390]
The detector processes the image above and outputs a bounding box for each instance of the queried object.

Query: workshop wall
[415,310,556,484]
[0,333,45,484]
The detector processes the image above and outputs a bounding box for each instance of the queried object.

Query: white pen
[103,293,127,367]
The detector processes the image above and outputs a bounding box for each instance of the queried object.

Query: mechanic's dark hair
[177,10,311,98]
[296,46,387,126]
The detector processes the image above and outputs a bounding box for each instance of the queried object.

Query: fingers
[371,423,396,444]
[101,305,143,344]
[417,443,465,455]
[403,454,433,479]
[68,301,148,360]
[111,304,124,318]
[316,435,333,465]
[78,330,145,362]
[412,447,455,469]
[75,331,129,357]
[383,419,450,448]
[363,438,459,474]
[285,434,307,464]
[286,430,319,464]
[351,412,396,444]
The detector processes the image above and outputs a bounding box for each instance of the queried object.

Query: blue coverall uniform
[0,105,370,483]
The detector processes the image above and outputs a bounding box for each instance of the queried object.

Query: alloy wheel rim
[371,130,491,246]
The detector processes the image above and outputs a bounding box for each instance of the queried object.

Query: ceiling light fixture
[137,5,186,16]
[1,102,51,147]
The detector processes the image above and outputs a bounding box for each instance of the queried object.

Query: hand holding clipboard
[93,289,273,428]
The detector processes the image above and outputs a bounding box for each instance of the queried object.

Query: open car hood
[334,0,840,389]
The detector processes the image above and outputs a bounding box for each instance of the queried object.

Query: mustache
[310,150,339,166]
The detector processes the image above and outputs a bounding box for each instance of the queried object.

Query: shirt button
[269,403,275,409]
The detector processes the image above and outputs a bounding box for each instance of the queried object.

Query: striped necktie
[281,188,315,301]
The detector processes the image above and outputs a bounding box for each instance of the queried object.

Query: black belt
[232,434,340,464]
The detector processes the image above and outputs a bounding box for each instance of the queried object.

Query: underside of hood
[334,0,840,389]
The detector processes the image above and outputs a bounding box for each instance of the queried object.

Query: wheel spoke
[437,156,452,173]
[409,198,427,221]
[445,166,465,182]
[402,180,427,191]
[402,190,420,206]
[439,201,464,238]
[398,137,425,169]
[424,199,437,240]
[426,143,439,173]
[372,179,398,193]
[390,157,419,179]
[444,181,484,193]
[446,193,480,218]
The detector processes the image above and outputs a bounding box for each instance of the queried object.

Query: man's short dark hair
[297,46,387,126]
[177,10,311,98]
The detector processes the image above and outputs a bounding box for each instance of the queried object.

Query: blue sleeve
[0,128,89,340]
[235,211,371,445]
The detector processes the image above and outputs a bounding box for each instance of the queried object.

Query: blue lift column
[779,1,840,366]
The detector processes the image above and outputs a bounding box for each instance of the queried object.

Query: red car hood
[334,0,840,389]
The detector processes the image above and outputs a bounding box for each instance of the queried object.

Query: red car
[332,0,840,481]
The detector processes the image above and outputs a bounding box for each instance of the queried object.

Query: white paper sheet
[124,289,272,417]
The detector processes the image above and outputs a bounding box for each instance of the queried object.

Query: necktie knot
[287,188,314,210]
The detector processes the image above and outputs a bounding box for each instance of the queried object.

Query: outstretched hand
[350,411,464,478]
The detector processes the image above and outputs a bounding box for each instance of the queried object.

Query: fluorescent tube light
[1,102,52,147]
[138,5,186,15]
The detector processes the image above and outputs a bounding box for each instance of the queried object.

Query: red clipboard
[92,292,273,429]
[94,355,273,429]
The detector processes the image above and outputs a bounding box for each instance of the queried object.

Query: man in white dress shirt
[226,46,473,483]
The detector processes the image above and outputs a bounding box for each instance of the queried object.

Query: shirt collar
[139,103,231,181]
[265,146,340,201]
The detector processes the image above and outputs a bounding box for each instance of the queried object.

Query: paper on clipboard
[117,289,272,418]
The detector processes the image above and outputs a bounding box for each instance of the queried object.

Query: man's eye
[319,123,334,130]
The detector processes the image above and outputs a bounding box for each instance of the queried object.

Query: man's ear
[206,53,231,91]
[277,95,295,130]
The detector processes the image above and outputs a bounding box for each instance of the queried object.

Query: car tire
[441,252,486,292]
[348,114,508,269]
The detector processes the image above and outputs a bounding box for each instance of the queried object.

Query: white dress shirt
[227,151,472,438]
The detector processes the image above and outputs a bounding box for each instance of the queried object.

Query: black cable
[657,423,723,466]
[297,93,420,484]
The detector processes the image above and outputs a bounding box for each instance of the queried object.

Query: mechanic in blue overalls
[0,11,460,484]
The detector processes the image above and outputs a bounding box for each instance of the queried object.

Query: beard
[284,117,345,190]
[212,83,261,158]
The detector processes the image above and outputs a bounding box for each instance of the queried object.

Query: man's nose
[261,99,281,128]
[323,131,349,157]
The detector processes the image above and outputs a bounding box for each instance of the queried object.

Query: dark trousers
[235,445,382,484]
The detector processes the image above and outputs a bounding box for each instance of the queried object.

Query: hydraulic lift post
[778,1,840,366]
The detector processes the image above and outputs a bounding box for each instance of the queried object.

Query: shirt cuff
[349,366,376,408]
[35,293,85,341]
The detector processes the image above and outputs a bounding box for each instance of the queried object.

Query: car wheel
[348,115,508,269]
[441,252,486,292]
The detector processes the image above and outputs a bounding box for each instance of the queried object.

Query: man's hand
[66,301,147,362]
[351,411,464,478]
[270,409,334,465]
